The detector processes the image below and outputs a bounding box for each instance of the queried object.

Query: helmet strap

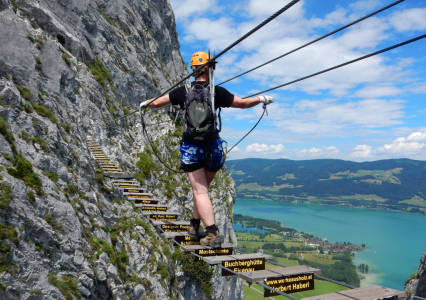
[192,65,207,78]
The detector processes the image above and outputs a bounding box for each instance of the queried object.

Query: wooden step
[239,265,321,284]
[303,285,405,300]
[135,204,169,212]
[142,211,180,221]
[97,159,111,162]
[152,221,190,232]
[119,187,147,193]
[115,184,141,189]
[103,168,122,172]
[101,164,120,168]
[112,179,138,184]
[181,243,239,253]
[210,253,272,276]
[102,168,121,171]
[124,192,153,198]
[164,232,205,246]
[127,198,160,205]
[104,173,134,179]
[202,253,272,265]
[104,172,127,176]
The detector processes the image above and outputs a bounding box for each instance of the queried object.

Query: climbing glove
[139,100,150,109]
[259,95,274,105]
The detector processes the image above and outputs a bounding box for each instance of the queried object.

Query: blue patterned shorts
[179,139,226,172]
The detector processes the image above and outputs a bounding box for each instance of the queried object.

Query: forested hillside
[226,158,426,211]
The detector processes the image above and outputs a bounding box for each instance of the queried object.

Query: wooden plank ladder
[85,137,405,300]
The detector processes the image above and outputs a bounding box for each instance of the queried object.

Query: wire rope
[218,0,405,86]
[125,0,301,118]
[244,33,426,98]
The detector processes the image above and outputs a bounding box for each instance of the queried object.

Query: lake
[233,199,426,290]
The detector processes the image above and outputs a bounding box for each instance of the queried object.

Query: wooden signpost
[195,248,233,261]
[221,257,265,276]
[159,223,189,232]
[174,235,201,246]
[264,273,315,297]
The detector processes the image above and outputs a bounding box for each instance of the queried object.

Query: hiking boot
[200,231,221,248]
[187,222,199,238]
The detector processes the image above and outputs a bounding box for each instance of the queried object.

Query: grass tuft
[30,103,57,123]
[7,154,43,195]
[0,116,15,144]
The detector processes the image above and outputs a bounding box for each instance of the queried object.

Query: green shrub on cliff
[0,116,15,144]
[0,223,18,272]
[7,154,43,195]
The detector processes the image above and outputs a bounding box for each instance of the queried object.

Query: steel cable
[244,33,426,98]
[218,0,405,86]
[125,0,301,118]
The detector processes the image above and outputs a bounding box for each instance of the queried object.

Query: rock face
[405,249,426,298]
[0,0,242,299]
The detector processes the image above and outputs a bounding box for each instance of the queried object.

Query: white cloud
[407,132,426,142]
[246,143,286,153]
[377,139,425,155]
[407,83,426,94]
[246,0,306,19]
[349,0,382,13]
[295,146,339,158]
[183,17,239,51]
[390,8,426,32]
[349,145,373,158]
[268,99,404,137]
[170,0,217,20]
[350,132,426,159]
[351,85,403,98]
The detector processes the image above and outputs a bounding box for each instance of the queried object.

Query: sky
[169,0,426,162]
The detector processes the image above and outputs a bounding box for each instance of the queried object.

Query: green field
[400,196,426,207]
[267,258,299,268]
[243,280,350,299]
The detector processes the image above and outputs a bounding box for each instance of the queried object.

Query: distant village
[281,231,364,254]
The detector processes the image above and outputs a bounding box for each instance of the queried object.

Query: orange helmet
[190,51,212,68]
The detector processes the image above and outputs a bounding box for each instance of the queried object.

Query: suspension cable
[244,33,426,98]
[126,0,301,118]
[218,0,405,86]
[226,105,267,154]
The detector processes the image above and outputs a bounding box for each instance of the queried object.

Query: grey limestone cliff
[0,0,242,299]
[406,249,426,298]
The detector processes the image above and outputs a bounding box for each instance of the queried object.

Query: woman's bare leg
[186,168,217,227]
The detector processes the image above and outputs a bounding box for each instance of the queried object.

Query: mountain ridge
[226,158,426,213]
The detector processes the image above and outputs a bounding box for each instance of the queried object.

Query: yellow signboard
[264,273,315,297]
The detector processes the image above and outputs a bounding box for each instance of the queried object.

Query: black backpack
[183,83,221,142]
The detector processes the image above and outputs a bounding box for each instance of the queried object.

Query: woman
[140,51,273,248]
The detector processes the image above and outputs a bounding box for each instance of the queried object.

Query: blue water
[233,223,268,234]
[233,199,426,290]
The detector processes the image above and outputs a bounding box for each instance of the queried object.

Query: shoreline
[237,196,426,216]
